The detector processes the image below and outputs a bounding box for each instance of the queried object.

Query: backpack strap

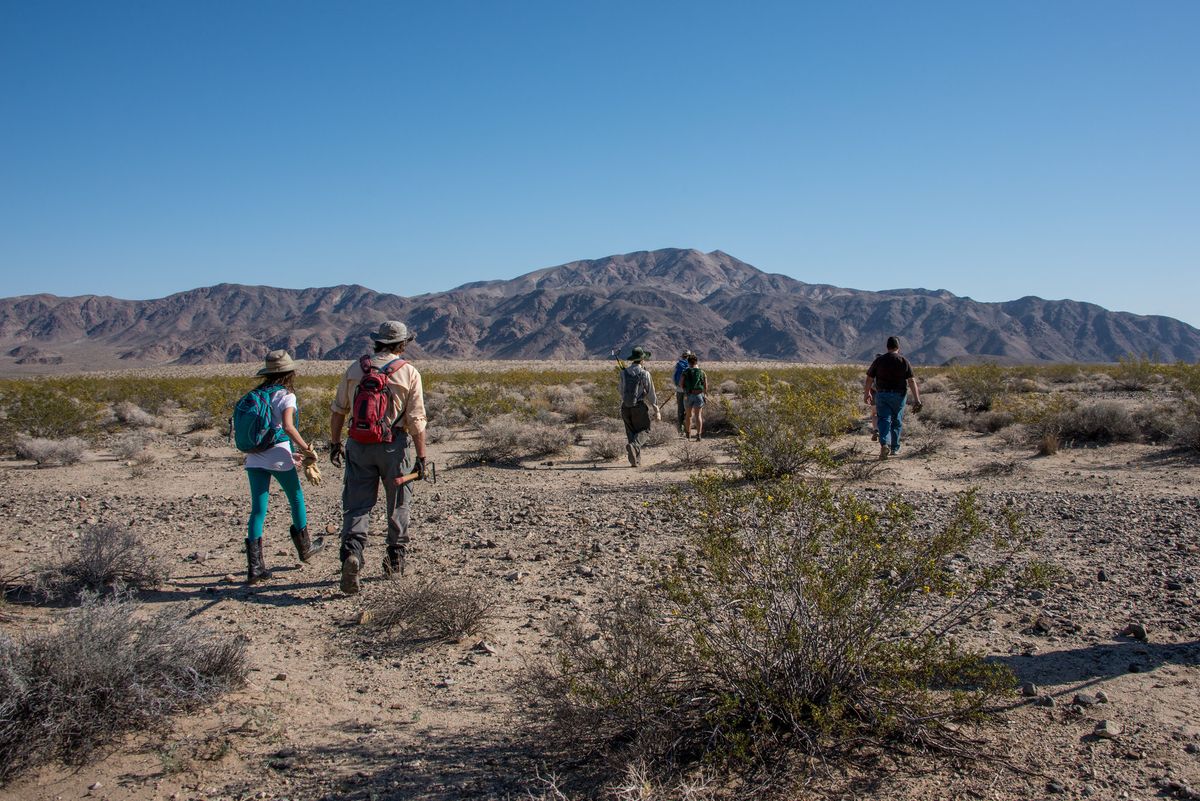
[380,358,406,376]
[358,354,374,374]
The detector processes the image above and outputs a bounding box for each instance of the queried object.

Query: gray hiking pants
[340,434,413,562]
[621,402,652,461]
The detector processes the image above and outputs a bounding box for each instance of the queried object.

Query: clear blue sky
[2,1,1197,325]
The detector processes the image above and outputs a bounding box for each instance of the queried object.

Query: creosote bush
[664,440,715,470]
[587,433,626,462]
[529,478,1049,795]
[949,363,1007,412]
[0,593,247,784]
[728,374,855,480]
[38,524,169,600]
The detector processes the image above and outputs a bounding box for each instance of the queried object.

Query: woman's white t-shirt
[244,389,296,472]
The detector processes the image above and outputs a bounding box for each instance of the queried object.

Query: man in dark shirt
[864,336,921,459]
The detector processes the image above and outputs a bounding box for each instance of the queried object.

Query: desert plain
[1,359,1199,801]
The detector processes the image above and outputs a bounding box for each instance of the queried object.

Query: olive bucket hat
[626,346,651,362]
[256,349,297,376]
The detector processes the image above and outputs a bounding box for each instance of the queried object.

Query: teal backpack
[232,387,289,453]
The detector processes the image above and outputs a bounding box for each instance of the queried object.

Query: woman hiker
[242,350,324,584]
[681,353,708,441]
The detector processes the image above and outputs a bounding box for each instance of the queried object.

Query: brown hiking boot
[289,525,324,563]
[879,444,890,460]
[340,553,361,595]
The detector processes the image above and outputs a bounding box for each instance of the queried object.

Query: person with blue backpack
[673,350,694,436]
[233,350,323,584]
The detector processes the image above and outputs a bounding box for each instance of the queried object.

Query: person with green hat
[618,346,660,467]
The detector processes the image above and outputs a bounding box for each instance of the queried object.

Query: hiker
[328,321,428,595]
[864,336,921,459]
[672,350,694,436]
[240,350,323,585]
[681,353,708,441]
[618,346,660,467]
[865,360,879,441]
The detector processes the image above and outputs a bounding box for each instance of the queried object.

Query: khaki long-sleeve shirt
[331,354,427,437]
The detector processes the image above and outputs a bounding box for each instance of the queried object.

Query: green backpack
[682,367,706,392]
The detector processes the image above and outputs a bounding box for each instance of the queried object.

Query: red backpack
[348,356,406,444]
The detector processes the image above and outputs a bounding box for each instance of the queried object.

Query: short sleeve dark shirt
[867,352,913,393]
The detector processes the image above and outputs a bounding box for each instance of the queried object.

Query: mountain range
[2,248,1198,370]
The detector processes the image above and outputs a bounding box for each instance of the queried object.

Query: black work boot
[381,544,406,579]
[289,525,325,563]
[245,537,272,585]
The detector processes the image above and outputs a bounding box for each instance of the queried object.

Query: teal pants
[245,468,306,540]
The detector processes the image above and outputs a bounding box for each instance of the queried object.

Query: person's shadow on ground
[992,637,1200,692]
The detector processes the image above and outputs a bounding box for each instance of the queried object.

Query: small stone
[1021,682,1039,697]
[1097,568,1108,582]
[1036,695,1056,708]
[272,672,287,681]
[1185,742,1199,754]
[1120,622,1148,641]
[471,640,498,656]
[505,571,525,582]
[325,523,338,535]
[89,782,103,791]
[436,678,454,688]
[1167,580,1184,591]
[1046,779,1066,794]
[1095,690,1110,704]
[1073,693,1098,708]
[575,564,595,578]
[356,610,372,625]
[1095,719,1123,739]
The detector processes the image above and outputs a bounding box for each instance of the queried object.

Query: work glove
[330,441,345,468]
[303,461,323,486]
[416,456,428,480]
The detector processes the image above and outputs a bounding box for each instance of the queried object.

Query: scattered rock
[1095,719,1123,739]
[356,610,372,625]
[1097,568,1109,582]
[325,523,338,535]
[1120,622,1148,641]
[1036,695,1056,708]
[1021,682,1039,697]
[1166,580,1184,591]
[272,673,287,681]
[1073,693,1098,708]
[575,564,595,578]
[505,571,526,582]
[1046,779,1067,794]
[1095,690,1110,704]
[471,640,498,656]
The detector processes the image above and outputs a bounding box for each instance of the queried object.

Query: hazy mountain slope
[1,248,1197,369]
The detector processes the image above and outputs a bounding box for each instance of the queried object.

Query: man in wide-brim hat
[328,320,428,594]
[618,346,660,468]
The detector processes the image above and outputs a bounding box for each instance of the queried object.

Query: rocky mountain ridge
[1,248,1197,369]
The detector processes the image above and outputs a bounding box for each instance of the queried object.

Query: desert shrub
[1111,353,1161,391]
[971,459,1025,477]
[1052,401,1141,445]
[1169,366,1200,452]
[1131,404,1177,444]
[424,424,456,444]
[728,374,855,480]
[14,435,88,466]
[905,420,948,456]
[664,440,716,470]
[971,409,1015,434]
[110,431,157,460]
[0,593,247,784]
[529,479,1048,793]
[1037,364,1085,385]
[995,423,1032,448]
[587,434,626,462]
[472,415,572,465]
[920,374,951,394]
[545,385,595,424]
[915,395,968,429]
[644,422,674,447]
[949,363,1007,412]
[363,579,493,647]
[110,401,158,428]
[1037,434,1060,456]
[718,379,739,395]
[37,524,169,600]
[0,384,102,449]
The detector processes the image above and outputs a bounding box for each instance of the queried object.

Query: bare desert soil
[1,374,1199,801]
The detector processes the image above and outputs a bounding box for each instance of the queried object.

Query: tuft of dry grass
[587,433,626,462]
[472,415,573,465]
[36,524,170,601]
[363,579,494,647]
[1037,434,1060,456]
[664,440,716,470]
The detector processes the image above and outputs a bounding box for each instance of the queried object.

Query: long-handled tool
[393,461,437,487]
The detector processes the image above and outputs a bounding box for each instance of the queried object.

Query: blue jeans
[875,391,907,452]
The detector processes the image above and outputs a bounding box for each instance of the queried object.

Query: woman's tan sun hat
[256,349,297,376]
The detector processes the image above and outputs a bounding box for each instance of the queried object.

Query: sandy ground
[1,385,1199,801]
